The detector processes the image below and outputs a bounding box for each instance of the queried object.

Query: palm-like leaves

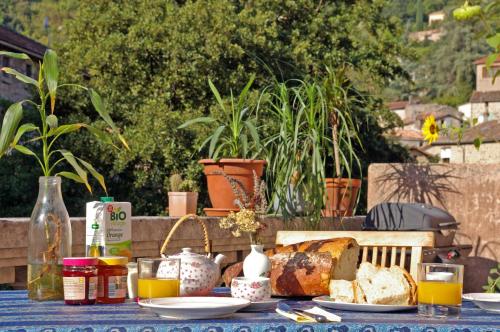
[179,75,261,159]
[264,80,330,229]
[0,50,128,194]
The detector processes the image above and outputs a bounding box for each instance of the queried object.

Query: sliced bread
[361,268,409,305]
[329,279,355,303]
[331,262,417,305]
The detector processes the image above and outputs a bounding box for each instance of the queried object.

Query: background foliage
[1,0,412,216]
[382,0,490,106]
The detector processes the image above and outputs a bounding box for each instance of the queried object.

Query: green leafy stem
[0,50,129,193]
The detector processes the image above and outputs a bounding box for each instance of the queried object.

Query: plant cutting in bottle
[0,49,128,300]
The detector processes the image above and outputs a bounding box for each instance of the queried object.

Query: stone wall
[0,56,37,102]
[476,63,500,92]
[368,163,500,291]
[425,142,500,163]
[0,216,363,286]
[470,102,500,122]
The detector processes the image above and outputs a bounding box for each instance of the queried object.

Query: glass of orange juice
[418,263,464,318]
[137,258,180,301]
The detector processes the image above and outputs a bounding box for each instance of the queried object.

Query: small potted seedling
[168,174,199,217]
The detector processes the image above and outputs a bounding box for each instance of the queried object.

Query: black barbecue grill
[363,202,472,263]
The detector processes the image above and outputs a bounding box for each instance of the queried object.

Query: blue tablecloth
[0,290,498,332]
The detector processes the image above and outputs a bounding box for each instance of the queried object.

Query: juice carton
[85,197,132,260]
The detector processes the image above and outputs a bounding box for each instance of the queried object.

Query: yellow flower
[422,115,439,144]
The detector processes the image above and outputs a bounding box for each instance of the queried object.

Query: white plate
[139,297,250,319]
[464,293,500,312]
[313,296,417,312]
[240,298,281,312]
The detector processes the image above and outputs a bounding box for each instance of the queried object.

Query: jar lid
[100,196,114,202]
[98,256,128,266]
[63,257,98,266]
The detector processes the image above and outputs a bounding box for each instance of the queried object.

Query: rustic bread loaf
[270,252,332,296]
[268,238,360,296]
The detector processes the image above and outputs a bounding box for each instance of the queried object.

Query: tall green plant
[0,49,128,191]
[264,80,330,229]
[179,75,261,159]
[323,66,362,181]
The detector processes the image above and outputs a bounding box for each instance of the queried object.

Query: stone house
[0,25,46,102]
[386,103,465,163]
[408,10,446,42]
[428,10,445,27]
[423,120,500,163]
[468,56,500,123]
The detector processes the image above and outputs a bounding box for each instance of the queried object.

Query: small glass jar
[62,257,98,305]
[97,256,128,304]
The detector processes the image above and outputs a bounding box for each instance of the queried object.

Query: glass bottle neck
[37,176,63,203]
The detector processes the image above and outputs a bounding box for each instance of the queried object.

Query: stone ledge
[0,215,364,286]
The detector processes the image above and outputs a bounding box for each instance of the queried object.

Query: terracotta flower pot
[322,178,362,217]
[168,192,199,217]
[199,159,266,216]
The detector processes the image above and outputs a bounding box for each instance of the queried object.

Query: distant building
[0,25,46,102]
[386,102,464,161]
[428,11,445,27]
[388,101,408,121]
[422,120,500,163]
[403,103,463,131]
[468,56,500,123]
[409,10,446,42]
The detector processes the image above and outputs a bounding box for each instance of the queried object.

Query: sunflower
[422,115,439,144]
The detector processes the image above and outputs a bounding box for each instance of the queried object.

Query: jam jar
[97,256,128,303]
[62,257,98,305]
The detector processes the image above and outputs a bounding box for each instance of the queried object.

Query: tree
[416,0,424,31]
[0,0,77,48]
[383,1,489,106]
[28,0,411,216]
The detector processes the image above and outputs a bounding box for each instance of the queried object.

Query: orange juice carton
[86,197,132,260]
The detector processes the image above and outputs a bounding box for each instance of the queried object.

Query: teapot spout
[214,253,226,266]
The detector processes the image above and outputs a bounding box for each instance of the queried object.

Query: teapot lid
[173,247,205,258]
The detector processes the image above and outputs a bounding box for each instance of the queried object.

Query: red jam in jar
[62,257,98,305]
[97,256,128,304]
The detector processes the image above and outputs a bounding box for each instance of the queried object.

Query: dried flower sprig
[217,170,267,244]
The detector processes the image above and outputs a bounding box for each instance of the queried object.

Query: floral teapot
[158,215,226,296]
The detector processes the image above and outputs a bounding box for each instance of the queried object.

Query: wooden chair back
[275,231,434,280]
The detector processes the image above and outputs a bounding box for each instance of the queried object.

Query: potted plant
[167,173,199,217]
[264,80,330,229]
[322,66,362,217]
[0,50,127,300]
[179,75,265,216]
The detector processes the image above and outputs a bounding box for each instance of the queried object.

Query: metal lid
[100,196,114,202]
[98,256,128,266]
[63,257,98,266]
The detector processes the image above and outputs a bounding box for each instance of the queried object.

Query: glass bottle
[27,176,72,301]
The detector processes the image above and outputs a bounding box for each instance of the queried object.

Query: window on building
[2,57,9,77]
[440,148,451,163]
[443,118,452,127]
[482,65,500,78]
[26,64,32,78]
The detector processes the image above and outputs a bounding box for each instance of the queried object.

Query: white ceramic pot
[243,244,271,278]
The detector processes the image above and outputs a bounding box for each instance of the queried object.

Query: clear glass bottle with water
[27,176,72,301]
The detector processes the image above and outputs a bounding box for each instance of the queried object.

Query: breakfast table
[0,289,498,332]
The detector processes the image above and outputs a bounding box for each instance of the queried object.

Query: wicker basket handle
[160,214,211,256]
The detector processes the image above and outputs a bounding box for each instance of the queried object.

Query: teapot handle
[160,214,211,256]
